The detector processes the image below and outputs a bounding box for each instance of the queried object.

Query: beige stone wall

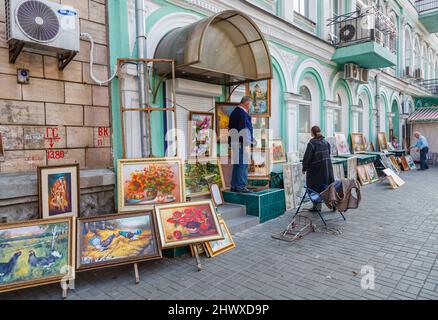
[0,0,111,174]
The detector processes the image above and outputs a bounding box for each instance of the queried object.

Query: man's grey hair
[240,96,252,105]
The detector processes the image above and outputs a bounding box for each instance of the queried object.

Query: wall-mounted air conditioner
[414,68,424,80]
[6,0,80,70]
[405,66,413,78]
[374,30,385,45]
[360,68,369,83]
[344,63,362,82]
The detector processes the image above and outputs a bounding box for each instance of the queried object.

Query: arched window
[333,94,342,133]
[414,38,421,71]
[404,29,412,70]
[299,86,311,134]
[435,59,438,80]
[300,86,312,101]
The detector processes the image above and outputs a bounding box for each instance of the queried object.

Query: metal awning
[154,10,273,86]
[408,107,438,123]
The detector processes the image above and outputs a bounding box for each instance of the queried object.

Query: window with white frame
[404,29,412,71]
[414,38,421,72]
[294,0,317,22]
[334,94,342,133]
[299,85,311,134]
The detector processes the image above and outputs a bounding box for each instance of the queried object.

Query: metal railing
[416,0,438,13]
[327,7,397,54]
[416,78,438,95]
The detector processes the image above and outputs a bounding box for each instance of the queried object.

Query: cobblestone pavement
[2,168,438,300]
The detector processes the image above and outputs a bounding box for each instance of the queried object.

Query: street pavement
[2,167,438,300]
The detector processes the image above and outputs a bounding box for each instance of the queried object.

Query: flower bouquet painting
[118,158,185,212]
[154,200,223,249]
[189,112,214,159]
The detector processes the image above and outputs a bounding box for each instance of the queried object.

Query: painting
[283,164,296,211]
[118,158,185,212]
[406,155,417,170]
[326,137,338,156]
[287,152,300,164]
[154,200,223,249]
[205,219,235,258]
[38,164,79,219]
[351,133,367,154]
[216,103,238,142]
[347,157,358,180]
[270,139,287,163]
[188,112,214,159]
[246,80,271,117]
[252,117,269,148]
[357,165,370,185]
[365,163,379,183]
[380,154,394,171]
[283,162,306,209]
[77,212,161,271]
[389,156,401,173]
[333,163,345,181]
[0,217,74,293]
[335,133,350,155]
[400,156,410,171]
[378,133,389,152]
[249,149,271,180]
[210,183,224,207]
[298,133,312,158]
[383,168,405,187]
[184,159,224,198]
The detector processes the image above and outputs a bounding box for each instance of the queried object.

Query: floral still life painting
[77,212,161,271]
[184,160,225,198]
[271,139,286,163]
[188,112,214,159]
[118,158,184,212]
[155,201,223,249]
[0,218,74,293]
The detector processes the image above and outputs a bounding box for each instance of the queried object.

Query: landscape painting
[205,220,235,257]
[188,112,214,159]
[155,201,223,249]
[77,212,161,271]
[0,218,74,293]
[184,160,225,198]
[216,103,238,142]
[246,80,271,117]
[38,164,79,219]
[118,158,184,212]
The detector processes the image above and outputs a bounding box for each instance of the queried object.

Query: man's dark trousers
[231,144,248,191]
[420,147,429,170]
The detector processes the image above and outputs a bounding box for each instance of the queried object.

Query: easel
[272,215,315,242]
[134,263,140,284]
[192,244,203,271]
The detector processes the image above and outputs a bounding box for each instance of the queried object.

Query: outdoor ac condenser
[5,0,80,69]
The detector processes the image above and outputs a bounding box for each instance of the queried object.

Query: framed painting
[383,168,405,187]
[335,133,351,155]
[184,159,225,198]
[350,133,367,154]
[0,217,74,293]
[205,219,235,258]
[283,164,296,211]
[378,133,389,152]
[118,158,185,212]
[252,117,269,149]
[216,102,238,142]
[333,163,345,181]
[357,165,370,185]
[365,163,379,183]
[188,112,215,159]
[388,156,401,173]
[246,80,271,117]
[283,162,306,208]
[406,155,416,170]
[76,212,161,271]
[400,156,410,171]
[210,183,224,208]
[38,164,80,219]
[347,157,358,180]
[248,148,271,180]
[298,133,312,158]
[154,200,223,249]
[270,139,287,163]
[326,137,338,157]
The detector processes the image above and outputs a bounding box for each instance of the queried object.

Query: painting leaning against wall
[184,159,225,198]
[0,217,74,293]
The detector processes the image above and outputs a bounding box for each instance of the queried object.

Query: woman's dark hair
[311,126,323,138]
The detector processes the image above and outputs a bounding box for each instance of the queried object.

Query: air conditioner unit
[339,23,357,44]
[405,66,413,78]
[344,63,355,80]
[374,30,385,45]
[415,68,424,80]
[360,69,369,83]
[6,0,80,70]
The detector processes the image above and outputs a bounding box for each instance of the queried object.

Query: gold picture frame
[357,165,371,185]
[188,112,215,160]
[365,163,379,183]
[378,133,389,152]
[245,80,271,117]
[350,133,367,154]
[118,158,185,213]
[205,219,236,258]
[184,159,225,199]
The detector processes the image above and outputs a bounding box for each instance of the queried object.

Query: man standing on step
[228,96,256,193]
[410,131,429,170]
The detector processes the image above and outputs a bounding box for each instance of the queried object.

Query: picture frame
[252,117,269,149]
[248,148,271,180]
[388,156,401,173]
[118,158,185,213]
[378,133,389,152]
[333,163,345,181]
[154,200,223,249]
[283,162,306,210]
[326,137,338,157]
[210,183,224,208]
[405,155,417,170]
[204,219,236,258]
[335,133,351,155]
[350,133,367,154]
[357,165,370,185]
[365,163,379,183]
[283,164,296,211]
[347,157,358,180]
[76,212,162,271]
[298,133,312,159]
[190,243,208,257]
[270,139,287,163]
[188,112,215,159]
[245,80,271,117]
[184,159,225,199]
[216,102,239,143]
[400,156,410,171]
[38,164,80,219]
[0,217,75,294]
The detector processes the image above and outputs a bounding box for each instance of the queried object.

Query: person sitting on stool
[410,131,429,170]
[228,96,256,193]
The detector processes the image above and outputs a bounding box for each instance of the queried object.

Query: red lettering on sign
[45,127,61,149]
[47,150,65,160]
[98,127,109,137]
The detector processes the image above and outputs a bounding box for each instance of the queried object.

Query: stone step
[226,215,259,235]
[217,203,247,220]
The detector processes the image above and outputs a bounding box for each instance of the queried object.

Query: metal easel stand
[134,263,140,284]
[272,214,315,242]
[192,244,203,272]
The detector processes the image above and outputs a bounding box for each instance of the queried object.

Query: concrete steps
[218,203,259,235]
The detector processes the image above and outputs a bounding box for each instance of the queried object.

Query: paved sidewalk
[2,168,438,300]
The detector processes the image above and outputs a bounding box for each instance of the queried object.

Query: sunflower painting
[216,103,238,142]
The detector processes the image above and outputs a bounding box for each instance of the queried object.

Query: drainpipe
[136,0,149,157]
[375,72,381,141]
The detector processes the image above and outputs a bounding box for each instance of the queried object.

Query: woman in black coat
[302,126,334,195]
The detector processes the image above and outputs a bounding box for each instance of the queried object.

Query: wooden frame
[0,132,4,161]
[388,156,401,173]
[210,183,225,208]
[38,164,80,219]
[400,156,410,171]
[190,243,208,257]
[215,102,239,142]
[118,158,185,213]
[350,133,367,154]
[335,132,351,155]
[365,163,379,183]
[406,155,417,170]
[270,139,287,163]
[154,200,223,249]
[378,132,389,152]
[76,212,162,271]
[0,217,75,294]
[184,159,225,198]
[245,80,271,117]
[204,219,236,258]
[357,165,370,185]
[188,111,215,160]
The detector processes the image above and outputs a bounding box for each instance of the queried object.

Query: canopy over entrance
[154,10,273,86]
